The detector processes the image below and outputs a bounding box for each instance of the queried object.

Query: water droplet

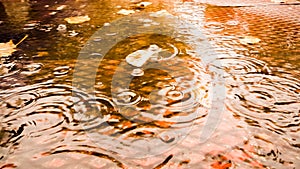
[159,131,176,143]
[90,53,102,57]
[93,37,102,42]
[114,90,141,106]
[166,90,184,101]
[57,24,67,32]
[131,68,144,76]
[103,22,110,26]
[105,32,117,36]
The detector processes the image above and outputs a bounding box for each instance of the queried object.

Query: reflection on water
[1,0,299,168]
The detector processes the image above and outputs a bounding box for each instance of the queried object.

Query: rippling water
[1,0,299,168]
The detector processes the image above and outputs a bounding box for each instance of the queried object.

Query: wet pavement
[0,0,299,168]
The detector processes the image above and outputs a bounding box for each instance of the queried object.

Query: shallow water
[0,0,299,168]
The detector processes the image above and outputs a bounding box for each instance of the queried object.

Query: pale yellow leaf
[0,35,28,57]
[239,36,261,45]
[125,45,161,67]
[0,40,17,57]
[64,15,90,24]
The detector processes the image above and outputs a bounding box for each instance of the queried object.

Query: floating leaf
[125,44,161,67]
[0,34,28,57]
[117,9,135,15]
[0,40,17,57]
[64,15,90,24]
[239,36,261,45]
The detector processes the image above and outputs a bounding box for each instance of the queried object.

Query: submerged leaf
[125,44,161,67]
[64,15,90,24]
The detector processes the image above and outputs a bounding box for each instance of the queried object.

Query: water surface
[0,0,299,168]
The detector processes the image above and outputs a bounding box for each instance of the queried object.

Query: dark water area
[0,0,299,168]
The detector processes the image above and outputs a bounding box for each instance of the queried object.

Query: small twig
[15,34,28,46]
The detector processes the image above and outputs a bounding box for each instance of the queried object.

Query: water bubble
[159,131,176,143]
[103,23,110,26]
[53,66,70,77]
[166,90,184,101]
[131,68,144,76]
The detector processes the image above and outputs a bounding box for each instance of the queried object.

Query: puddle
[0,0,299,168]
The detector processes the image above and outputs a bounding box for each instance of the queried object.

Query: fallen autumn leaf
[0,34,28,57]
